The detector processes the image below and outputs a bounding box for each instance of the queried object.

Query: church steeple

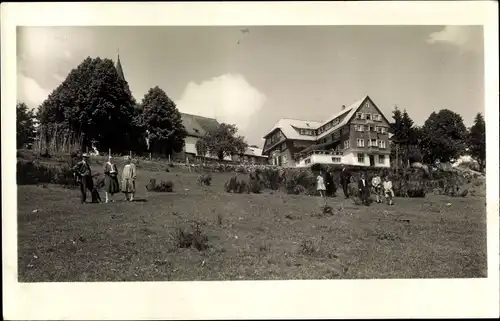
[115,48,125,81]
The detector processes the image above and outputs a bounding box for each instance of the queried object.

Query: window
[361,113,365,119]
[344,140,350,149]
[355,125,364,132]
[356,112,362,119]
[381,127,386,134]
[305,158,311,164]
[374,114,381,121]
[366,113,371,120]
[368,126,375,132]
[365,101,371,108]
[378,140,386,149]
[332,157,341,163]
[369,139,377,147]
[282,155,287,164]
[378,155,385,164]
[357,153,365,163]
[300,129,305,135]
[357,138,365,147]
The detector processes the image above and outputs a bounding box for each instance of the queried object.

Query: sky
[17,26,484,147]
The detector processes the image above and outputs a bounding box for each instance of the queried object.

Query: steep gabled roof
[181,113,220,137]
[316,96,369,139]
[263,118,322,141]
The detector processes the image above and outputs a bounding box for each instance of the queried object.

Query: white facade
[296,150,390,168]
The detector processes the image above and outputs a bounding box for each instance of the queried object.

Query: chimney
[341,105,346,110]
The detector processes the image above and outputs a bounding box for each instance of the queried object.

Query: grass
[17,157,487,281]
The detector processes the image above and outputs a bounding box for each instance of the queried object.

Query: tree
[420,109,468,164]
[37,56,138,153]
[140,86,187,156]
[468,113,485,171]
[196,123,248,161]
[390,106,422,167]
[16,102,36,148]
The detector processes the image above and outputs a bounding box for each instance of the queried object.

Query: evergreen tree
[390,107,422,167]
[468,112,486,171]
[140,86,187,156]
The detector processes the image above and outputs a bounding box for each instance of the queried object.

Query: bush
[17,160,77,187]
[259,167,282,190]
[284,168,316,195]
[198,173,212,186]
[174,222,209,251]
[293,185,306,195]
[224,175,249,194]
[146,178,174,192]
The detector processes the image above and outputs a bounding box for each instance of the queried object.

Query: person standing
[324,169,336,197]
[316,170,326,198]
[358,172,370,205]
[383,176,395,205]
[121,156,137,201]
[103,155,119,203]
[340,165,351,199]
[371,173,382,203]
[72,153,94,204]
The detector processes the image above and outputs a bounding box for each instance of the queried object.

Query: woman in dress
[103,155,119,203]
[371,173,382,203]
[316,170,326,198]
[383,176,394,205]
[121,156,137,201]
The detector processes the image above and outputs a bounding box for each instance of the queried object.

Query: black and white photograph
[2,1,499,320]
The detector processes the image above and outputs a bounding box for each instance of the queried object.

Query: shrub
[249,177,262,193]
[174,222,209,251]
[292,185,306,195]
[146,178,174,192]
[224,175,250,194]
[284,168,315,195]
[260,167,281,190]
[17,160,77,187]
[198,173,212,186]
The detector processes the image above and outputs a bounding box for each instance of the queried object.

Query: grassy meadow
[17,152,487,281]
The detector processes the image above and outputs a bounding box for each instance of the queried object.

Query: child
[317,170,326,198]
[383,176,394,205]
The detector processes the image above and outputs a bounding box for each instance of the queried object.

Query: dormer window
[366,113,371,120]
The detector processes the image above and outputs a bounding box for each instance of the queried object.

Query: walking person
[371,173,382,203]
[121,156,137,201]
[72,153,94,204]
[103,155,119,203]
[316,170,326,199]
[340,165,351,199]
[358,172,370,206]
[383,176,395,205]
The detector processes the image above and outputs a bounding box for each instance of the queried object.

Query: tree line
[16,56,485,169]
[390,107,485,172]
[16,56,248,160]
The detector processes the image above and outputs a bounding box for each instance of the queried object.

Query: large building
[115,54,267,164]
[262,95,392,168]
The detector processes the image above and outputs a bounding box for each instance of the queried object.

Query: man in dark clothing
[324,170,336,197]
[358,172,371,205]
[72,153,94,203]
[340,165,351,198]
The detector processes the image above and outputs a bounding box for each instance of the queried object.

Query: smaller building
[173,113,268,164]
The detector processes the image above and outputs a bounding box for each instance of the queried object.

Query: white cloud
[176,74,267,134]
[426,26,482,53]
[17,74,50,110]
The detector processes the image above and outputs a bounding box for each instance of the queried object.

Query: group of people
[316,165,394,205]
[71,153,137,203]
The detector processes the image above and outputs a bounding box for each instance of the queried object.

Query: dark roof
[181,113,220,137]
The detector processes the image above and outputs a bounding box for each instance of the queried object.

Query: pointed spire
[115,48,125,81]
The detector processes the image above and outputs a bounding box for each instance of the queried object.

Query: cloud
[176,74,267,135]
[17,74,50,110]
[426,26,482,53]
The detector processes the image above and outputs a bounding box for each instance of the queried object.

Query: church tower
[115,49,125,81]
